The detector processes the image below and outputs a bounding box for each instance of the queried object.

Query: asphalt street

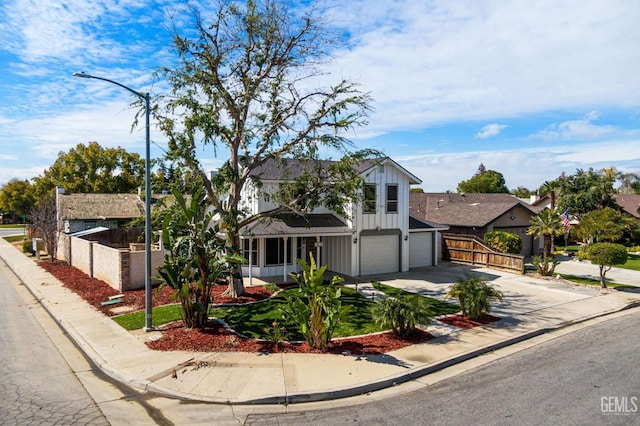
[244,308,640,425]
[0,258,109,425]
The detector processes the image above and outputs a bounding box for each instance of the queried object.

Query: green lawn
[114,283,460,338]
[558,274,636,290]
[113,305,183,330]
[371,281,460,316]
[3,235,25,243]
[619,253,640,272]
[0,224,25,229]
[211,286,384,340]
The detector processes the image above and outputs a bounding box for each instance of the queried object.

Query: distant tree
[457,169,509,193]
[32,141,145,200]
[557,168,617,217]
[153,0,377,297]
[618,172,640,194]
[586,242,628,288]
[574,207,635,243]
[539,179,562,210]
[29,193,58,262]
[410,187,424,193]
[0,179,35,219]
[510,186,532,199]
[475,163,486,176]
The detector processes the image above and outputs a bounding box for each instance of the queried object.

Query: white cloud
[476,124,507,139]
[396,138,640,193]
[321,0,640,135]
[532,112,618,141]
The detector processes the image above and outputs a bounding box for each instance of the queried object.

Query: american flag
[561,209,571,229]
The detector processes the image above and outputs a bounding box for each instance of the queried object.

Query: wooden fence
[442,234,525,274]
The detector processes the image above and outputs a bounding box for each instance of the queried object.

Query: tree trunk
[222,227,246,298]
[599,265,608,289]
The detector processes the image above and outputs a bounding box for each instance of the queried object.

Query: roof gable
[409,192,539,227]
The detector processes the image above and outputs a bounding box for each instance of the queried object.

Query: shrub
[22,238,33,254]
[586,242,628,288]
[484,231,523,254]
[627,245,640,253]
[371,296,432,338]
[531,255,560,276]
[264,283,278,293]
[446,275,504,320]
[263,320,288,347]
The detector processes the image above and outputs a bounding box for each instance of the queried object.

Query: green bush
[627,245,640,253]
[446,274,504,320]
[22,239,33,254]
[484,231,523,254]
[531,255,560,276]
[586,242,628,288]
[371,296,432,338]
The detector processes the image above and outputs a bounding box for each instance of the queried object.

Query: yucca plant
[446,275,504,320]
[371,296,433,338]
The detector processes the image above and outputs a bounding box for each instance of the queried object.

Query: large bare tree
[153,0,377,296]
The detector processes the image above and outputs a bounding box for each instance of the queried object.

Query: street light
[73,71,154,331]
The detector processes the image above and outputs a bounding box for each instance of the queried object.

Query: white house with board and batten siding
[235,157,448,282]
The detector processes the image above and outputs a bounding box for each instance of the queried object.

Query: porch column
[315,236,321,264]
[248,237,253,287]
[283,236,289,282]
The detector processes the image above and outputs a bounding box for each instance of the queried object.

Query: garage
[360,234,400,275]
[409,232,434,268]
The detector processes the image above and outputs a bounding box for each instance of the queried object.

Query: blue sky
[1,0,640,193]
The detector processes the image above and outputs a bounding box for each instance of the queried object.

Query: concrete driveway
[346,261,622,337]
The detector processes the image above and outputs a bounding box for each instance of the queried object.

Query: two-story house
[236,157,447,281]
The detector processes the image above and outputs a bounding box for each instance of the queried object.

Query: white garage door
[409,232,433,268]
[360,235,399,275]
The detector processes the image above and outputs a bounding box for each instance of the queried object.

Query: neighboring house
[237,157,447,281]
[55,186,145,233]
[409,192,542,256]
[613,194,640,221]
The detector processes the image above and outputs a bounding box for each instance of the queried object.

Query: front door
[298,237,321,265]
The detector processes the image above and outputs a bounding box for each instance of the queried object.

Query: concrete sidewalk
[2,237,640,404]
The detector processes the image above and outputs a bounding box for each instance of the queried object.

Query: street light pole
[73,72,154,331]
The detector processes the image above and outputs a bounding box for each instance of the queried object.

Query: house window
[363,184,376,214]
[386,184,398,213]
[265,238,291,266]
[242,239,258,265]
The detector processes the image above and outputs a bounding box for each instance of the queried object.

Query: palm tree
[446,275,504,320]
[618,172,640,194]
[527,209,564,259]
[540,180,561,210]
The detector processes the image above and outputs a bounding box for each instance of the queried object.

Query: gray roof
[409,215,449,231]
[58,193,145,220]
[240,213,351,238]
[613,194,640,219]
[249,157,421,184]
[409,192,540,227]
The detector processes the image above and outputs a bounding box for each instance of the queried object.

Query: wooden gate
[442,234,525,274]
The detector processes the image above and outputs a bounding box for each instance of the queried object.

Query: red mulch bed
[438,314,501,329]
[147,322,433,355]
[37,260,434,354]
[38,261,272,316]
